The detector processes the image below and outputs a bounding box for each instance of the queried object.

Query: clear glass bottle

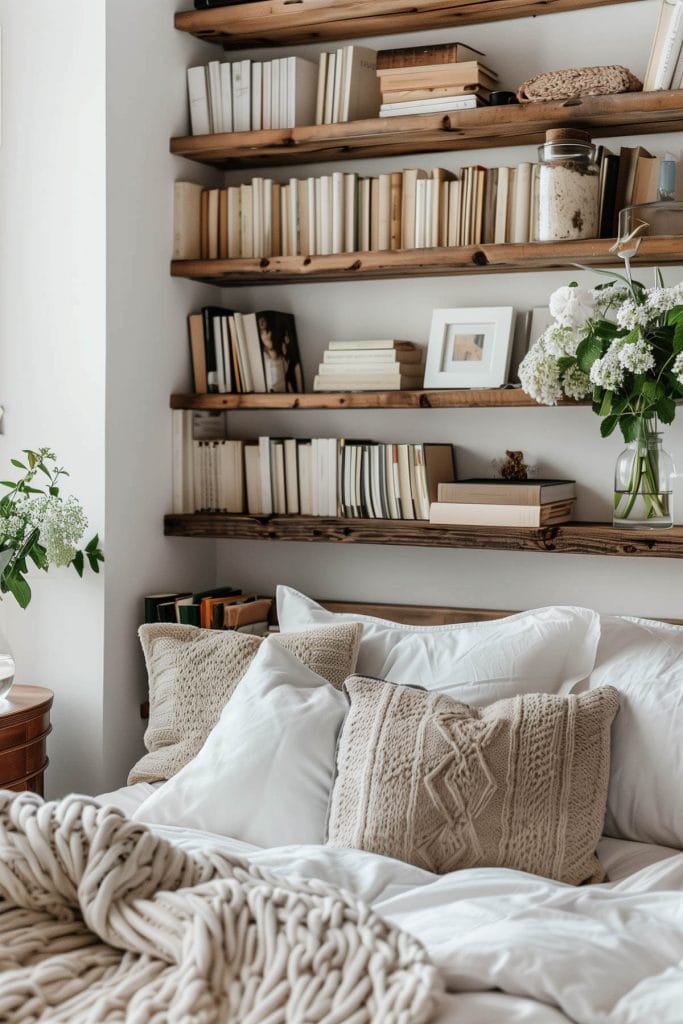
[613,420,674,529]
[0,621,14,702]
[535,128,600,241]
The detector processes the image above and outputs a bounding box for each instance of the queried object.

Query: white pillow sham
[277,586,600,704]
[586,614,683,850]
[134,637,347,847]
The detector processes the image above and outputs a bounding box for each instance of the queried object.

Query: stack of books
[145,586,273,634]
[314,45,382,124]
[313,340,425,392]
[376,41,496,117]
[429,478,576,527]
[643,0,683,91]
[187,307,304,394]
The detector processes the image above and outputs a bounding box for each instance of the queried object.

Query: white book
[212,314,227,393]
[359,178,371,251]
[173,181,202,260]
[397,443,415,519]
[328,339,415,350]
[378,173,391,251]
[187,66,211,136]
[511,162,532,244]
[220,62,233,133]
[287,56,318,128]
[424,179,434,248]
[263,178,273,257]
[298,442,313,515]
[227,187,241,258]
[242,312,268,393]
[289,178,299,256]
[284,438,300,514]
[244,444,262,514]
[380,95,481,117]
[240,183,253,258]
[429,501,573,527]
[340,46,381,121]
[270,441,287,515]
[331,171,345,254]
[172,410,193,514]
[315,52,328,126]
[344,173,358,252]
[279,57,289,132]
[232,312,254,391]
[671,36,683,86]
[323,52,336,125]
[207,61,223,133]
[258,436,273,515]
[644,0,683,90]
[262,61,272,129]
[447,178,462,247]
[251,61,262,130]
[415,179,427,249]
[385,444,400,519]
[271,58,281,129]
[320,176,332,255]
[192,440,203,513]
[332,46,345,123]
[232,60,251,132]
[220,316,232,393]
[307,177,317,254]
[218,440,244,513]
[329,438,338,516]
[494,167,510,244]
[252,177,264,258]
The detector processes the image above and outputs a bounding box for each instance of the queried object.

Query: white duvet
[101,784,683,1024]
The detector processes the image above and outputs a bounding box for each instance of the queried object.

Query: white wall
[215,0,683,621]
[0,0,108,795]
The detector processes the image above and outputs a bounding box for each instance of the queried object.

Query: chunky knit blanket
[0,793,441,1023]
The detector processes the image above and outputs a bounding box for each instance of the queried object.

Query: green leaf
[576,335,606,374]
[0,481,17,488]
[0,549,14,574]
[5,573,32,609]
[26,451,37,469]
[599,390,613,416]
[85,534,100,553]
[600,414,619,437]
[86,552,101,574]
[10,459,26,469]
[638,378,666,403]
[72,550,85,578]
[656,396,677,424]
[620,415,640,442]
[48,486,59,497]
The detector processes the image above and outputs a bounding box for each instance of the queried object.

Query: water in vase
[614,489,673,529]
[0,653,14,701]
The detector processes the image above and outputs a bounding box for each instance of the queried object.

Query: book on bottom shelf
[429,499,575,527]
[437,479,576,505]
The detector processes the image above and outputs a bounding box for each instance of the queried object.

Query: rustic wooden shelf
[170,389,586,410]
[171,236,683,287]
[164,514,683,559]
[171,91,683,170]
[175,0,635,50]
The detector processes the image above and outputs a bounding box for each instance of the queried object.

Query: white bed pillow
[586,614,683,849]
[277,586,600,704]
[134,637,348,847]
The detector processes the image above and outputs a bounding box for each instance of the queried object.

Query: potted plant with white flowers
[0,448,104,698]
[519,271,683,529]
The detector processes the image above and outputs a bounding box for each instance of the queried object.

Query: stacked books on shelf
[643,0,683,91]
[314,45,382,124]
[187,307,303,394]
[145,586,273,633]
[377,41,496,117]
[313,340,425,392]
[187,56,318,133]
[172,411,456,520]
[429,478,576,527]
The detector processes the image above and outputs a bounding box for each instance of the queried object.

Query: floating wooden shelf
[171,91,683,170]
[175,0,635,50]
[171,236,683,287]
[164,514,683,559]
[170,389,585,410]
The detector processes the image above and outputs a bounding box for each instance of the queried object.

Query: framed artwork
[424,307,515,389]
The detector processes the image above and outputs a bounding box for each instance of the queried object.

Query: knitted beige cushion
[128,622,362,784]
[328,678,619,885]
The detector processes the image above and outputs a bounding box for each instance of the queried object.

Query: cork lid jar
[538,127,598,166]
[535,127,600,241]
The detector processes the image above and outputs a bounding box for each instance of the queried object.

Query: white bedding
[97,783,683,1024]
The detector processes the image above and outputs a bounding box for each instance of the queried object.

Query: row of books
[644,0,683,91]
[188,56,318,134]
[314,45,381,125]
[174,143,673,262]
[171,413,456,521]
[313,340,424,393]
[188,306,303,394]
[145,586,273,632]
[378,57,496,118]
[429,478,576,527]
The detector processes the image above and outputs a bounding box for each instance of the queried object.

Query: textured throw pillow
[128,621,361,784]
[277,586,600,700]
[134,638,350,846]
[586,614,683,849]
[328,677,619,885]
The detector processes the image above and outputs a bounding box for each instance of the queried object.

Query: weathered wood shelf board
[175,0,635,49]
[171,236,683,287]
[171,91,683,170]
[170,389,585,410]
[164,515,683,559]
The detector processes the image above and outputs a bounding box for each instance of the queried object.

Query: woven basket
[517,65,642,103]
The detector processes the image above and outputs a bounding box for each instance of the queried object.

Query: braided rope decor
[517,65,642,102]
[0,792,441,1023]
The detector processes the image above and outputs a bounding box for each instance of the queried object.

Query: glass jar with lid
[535,128,600,242]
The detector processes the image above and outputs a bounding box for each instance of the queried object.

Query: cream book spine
[187,66,210,136]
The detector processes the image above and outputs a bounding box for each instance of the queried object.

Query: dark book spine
[201,307,220,394]
[600,155,620,239]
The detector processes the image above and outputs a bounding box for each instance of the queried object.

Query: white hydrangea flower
[548,286,595,327]
[616,298,653,332]
[541,322,587,358]
[589,345,625,390]
[592,283,631,316]
[618,338,656,374]
[562,365,592,401]
[672,352,683,385]
[518,341,563,406]
[38,496,88,567]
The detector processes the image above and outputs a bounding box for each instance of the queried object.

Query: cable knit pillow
[128,621,361,784]
[328,677,619,885]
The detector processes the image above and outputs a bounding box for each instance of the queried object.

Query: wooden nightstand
[0,685,53,795]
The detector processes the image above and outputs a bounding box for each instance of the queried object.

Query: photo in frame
[424,307,515,388]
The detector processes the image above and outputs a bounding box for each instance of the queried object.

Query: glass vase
[613,420,674,529]
[0,621,15,701]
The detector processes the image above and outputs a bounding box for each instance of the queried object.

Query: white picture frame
[424,307,515,389]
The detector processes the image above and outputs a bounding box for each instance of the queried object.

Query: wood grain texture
[164,514,683,559]
[171,237,683,287]
[170,390,587,410]
[175,0,634,49]
[171,91,683,169]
